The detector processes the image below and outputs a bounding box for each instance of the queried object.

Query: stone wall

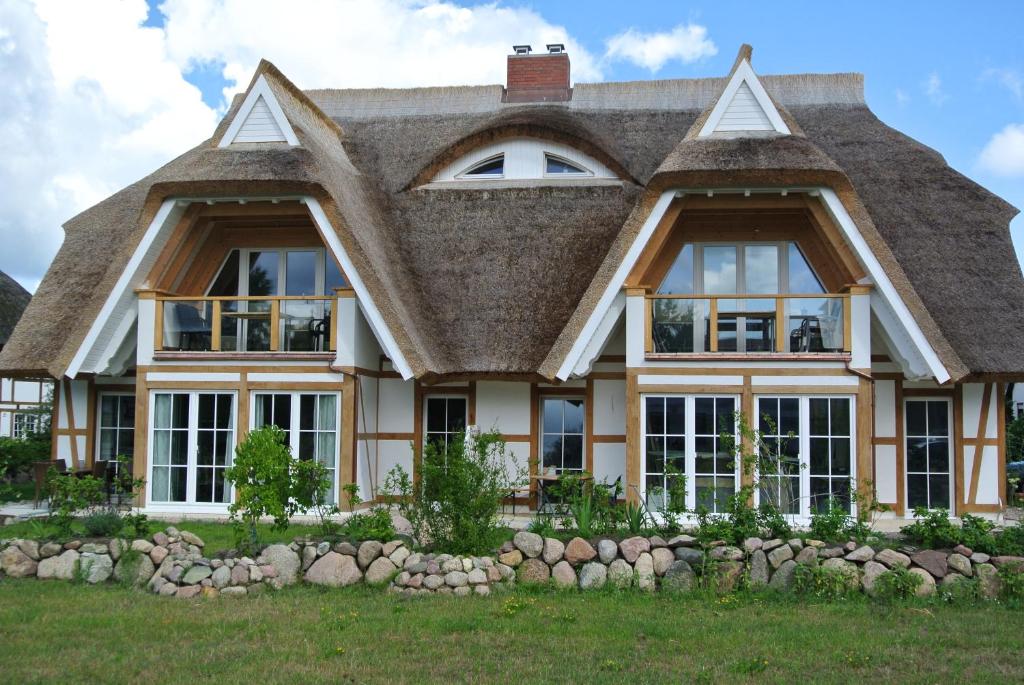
[2,527,1023,599]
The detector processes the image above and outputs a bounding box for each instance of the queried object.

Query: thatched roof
[1,57,1020,381]
[0,271,30,350]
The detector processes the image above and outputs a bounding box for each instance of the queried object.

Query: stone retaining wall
[2,528,1022,599]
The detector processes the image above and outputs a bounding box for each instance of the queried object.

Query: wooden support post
[775,297,786,353]
[709,298,718,353]
[329,296,338,352]
[154,299,164,352]
[211,300,222,352]
[843,294,852,353]
[270,300,281,351]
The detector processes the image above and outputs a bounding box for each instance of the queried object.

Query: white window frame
[456,154,505,180]
[95,392,136,474]
[250,391,342,504]
[12,412,40,440]
[423,395,469,453]
[903,397,954,513]
[640,394,741,515]
[146,390,238,512]
[542,152,593,178]
[209,247,342,299]
[753,394,857,522]
[539,395,586,475]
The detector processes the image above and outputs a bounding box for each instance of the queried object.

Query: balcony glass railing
[155,296,336,353]
[647,294,849,355]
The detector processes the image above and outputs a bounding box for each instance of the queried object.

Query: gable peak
[697,45,791,138]
[218,74,299,147]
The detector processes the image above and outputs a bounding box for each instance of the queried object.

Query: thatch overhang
[0,270,30,351]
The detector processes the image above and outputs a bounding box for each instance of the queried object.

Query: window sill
[645,352,851,362]
[154,351,335,362]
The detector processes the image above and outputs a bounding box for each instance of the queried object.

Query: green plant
[809,501,851,541]
[341,507,395,542]
[873,566,923,601]
[384,429,526,554]
[995,524,1024,556]
[82,509,124,537]
[998,566,1024,599]
[756,503,792,540]
[958,514,997,554]
[121,512,151,538]
[623,500,648,536]
[527,513,557,538]
[793,564,855,600]
[568,489,596,537]
[46,470,106,537]
[293,457,341,538]
[900,507,960,548]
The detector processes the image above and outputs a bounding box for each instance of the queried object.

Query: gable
[235,95,287,143]
[218,75,299,147]
[697,59,791,138]
[716,82,773,132]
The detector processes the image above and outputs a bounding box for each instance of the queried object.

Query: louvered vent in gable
[234,95,287,143]
[715,82,773,132]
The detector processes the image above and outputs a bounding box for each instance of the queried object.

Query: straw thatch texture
[0,271,30,350]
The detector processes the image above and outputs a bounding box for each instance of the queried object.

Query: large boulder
[875,548,911,569]
[365,557,398,585]
[619,536,651,564]
[768,559,797,591]
[513,532,544,559]
[1,546,39,578]
[497,549,523,567]
[305,552,362,587]
[17,539,40,560]
[675,547,704,569]
[651,547,675,576]
[821,558,860,590]
[597,539,618,564]
[551,561,576,588]
[517,558,550,584]
[578,562,607,590]
[947,553,972,577]
[709,546,744,562]
[261,544,301,585]
[179,531,204,547]
[911,550,948,579]
[356,541,383,570]
[607,559,633,588]
[80,554,113,584]
[845,545,875,563]
[634,552,655,591]
[211,566,231,589]
[975,563,1001,599]
[542,538,565,565]
[563,537,597,565]
[182,565,212,585]
[908,567,936,597]
[114,554,155,587]
[662,560,696,592]
[860,560,888,597]
[749,550,769,588]
[767,544,794,569]
[714,561,744,593]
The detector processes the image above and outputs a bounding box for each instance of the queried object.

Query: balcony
[645,293,851,357]
[154,295,337,355]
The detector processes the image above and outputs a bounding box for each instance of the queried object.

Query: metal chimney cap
[546,43,566,54]
[512,44,532,55]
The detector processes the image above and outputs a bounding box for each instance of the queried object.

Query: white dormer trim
[218,75,300,147]
[697,60,791,138]
[432,138,617,183]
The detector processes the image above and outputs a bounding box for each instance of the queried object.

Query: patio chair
[32,460,63,508]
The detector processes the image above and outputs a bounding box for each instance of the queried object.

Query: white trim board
[218,75,299,147]
[698,60,790,138]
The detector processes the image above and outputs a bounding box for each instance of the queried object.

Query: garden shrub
[384,429,525,555]
[809,502,852,541]
[82,509,124,537]
[901,507,960,548]
[793,564,854,600]
[338,483,395,542]
[998,566,1024,599]
[873,566,922,601]
[47,471,106,537]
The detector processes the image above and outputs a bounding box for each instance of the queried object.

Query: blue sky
[2,1,1022,292]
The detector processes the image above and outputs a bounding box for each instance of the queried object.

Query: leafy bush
[82,509,124,537]
[527,513,557,538]
[901,508,1019,554]
[901,507,959,548]
[793,564,854,600]
[809,502,851,541]
[384,429,525,555]
[121,512,151,538]
[757,503,792,540]
[995,524,1024,557]
[338,483,394,541]
[47,471,106,537]
[873,566,922,601]
[623,501,648,536]
[958,514,997,554]
[0,435,51,480]
[998,566,1024,599]
[225,425,338,551]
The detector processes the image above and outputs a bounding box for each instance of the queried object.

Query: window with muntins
[254,392,340,504]
[541,397,584,474]
[905,399,952,511]
[12,413,39,440]
[434,138,617,183]
[98,394,135,472]
[424,396,468,452]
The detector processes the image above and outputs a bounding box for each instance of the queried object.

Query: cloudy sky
[1,0,1022,292]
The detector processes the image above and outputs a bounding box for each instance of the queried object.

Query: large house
[1,44,1020,522]
[0,271,51,439]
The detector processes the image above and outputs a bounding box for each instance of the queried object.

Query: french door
[149,392,236,506]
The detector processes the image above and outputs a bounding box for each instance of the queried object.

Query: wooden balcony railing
[645,293,851,355]
[154,295,337,354]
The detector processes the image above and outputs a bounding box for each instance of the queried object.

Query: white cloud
[0,0,609,291]
[923,71,949,105]
[982,67,1023,102]
[978,123,1024,176]
[604,23,716,72]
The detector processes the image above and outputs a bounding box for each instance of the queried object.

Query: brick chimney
[503,44,571,103]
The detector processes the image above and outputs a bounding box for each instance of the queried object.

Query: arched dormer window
[432,137,617,183]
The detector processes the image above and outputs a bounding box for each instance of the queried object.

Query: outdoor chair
[32,460,65,508]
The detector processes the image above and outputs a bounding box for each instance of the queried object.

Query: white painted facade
[0,377,51,439]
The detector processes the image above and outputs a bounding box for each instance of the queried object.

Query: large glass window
[642,395,738,514]
[756,395,855,518]
[424,396,468,452]
[12,413,40,440]
[905,399,952,511]
[541,398,584,474]
[254,392,340,503]
[97,394,135,472]
[151,392,235,505]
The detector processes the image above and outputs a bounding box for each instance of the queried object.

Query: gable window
[253,392,340,503]
[652,241,846,355]
[459,155,505,178]
[540,397,584,475]
[424,396,468,452]
[904,399,952,511]
[755,395,855,519]
[97,393,135,473]
[12,412,40,440]
[150,392,236,506]
[642,395,738,515]
[544,154,590,176]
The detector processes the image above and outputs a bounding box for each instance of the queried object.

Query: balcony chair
[173,304,212,351]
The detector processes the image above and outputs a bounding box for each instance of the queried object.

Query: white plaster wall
[603,320,626,355]
[592,379,626,435]
[354,303,383,370]
[378,379,414,433]
[874,444,898,503]
[504,441,531,482]
[376,439,415,486]
[475,381,530,434]
[976,445,1000,505]
[354,374,379,502]
[1,378,10,402]
[960,383,1001,506]
[0,412,10,437]
[874,379,896,438]
[593,442,626,493]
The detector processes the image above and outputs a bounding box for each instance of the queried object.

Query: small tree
[224,426,296,551]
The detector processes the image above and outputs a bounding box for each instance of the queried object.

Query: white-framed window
[435,137,617,183]
[755,395,856,518]
[423,396,468,452]
[540,397,585,475]
[642,395,739,514]
[149,392,236,506]
[97,393,135,471]
[904,398,952,511]
[252,392,340,503]
[12,412,40,440]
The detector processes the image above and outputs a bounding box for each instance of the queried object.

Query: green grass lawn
[0,580,1021,684]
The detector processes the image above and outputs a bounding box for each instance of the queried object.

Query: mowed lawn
[1,581,1022,684]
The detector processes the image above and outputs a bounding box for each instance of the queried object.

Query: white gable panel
[715,82,773,132]
[233,96,287,143]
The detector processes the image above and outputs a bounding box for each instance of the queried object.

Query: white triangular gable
[698,60,790,137]
[218,74,299,147]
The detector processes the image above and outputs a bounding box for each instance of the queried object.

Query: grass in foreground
[0,580,1022,684]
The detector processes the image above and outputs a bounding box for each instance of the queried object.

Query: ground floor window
[97,394,135,472]
[424,396,468,452]
[642,395,738,514]
[150,392,235,505]
[756,395,855,518]
[540,397,585,475]
[905,398,952,511]
[12,412,40,440]
[253,392,340,503]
